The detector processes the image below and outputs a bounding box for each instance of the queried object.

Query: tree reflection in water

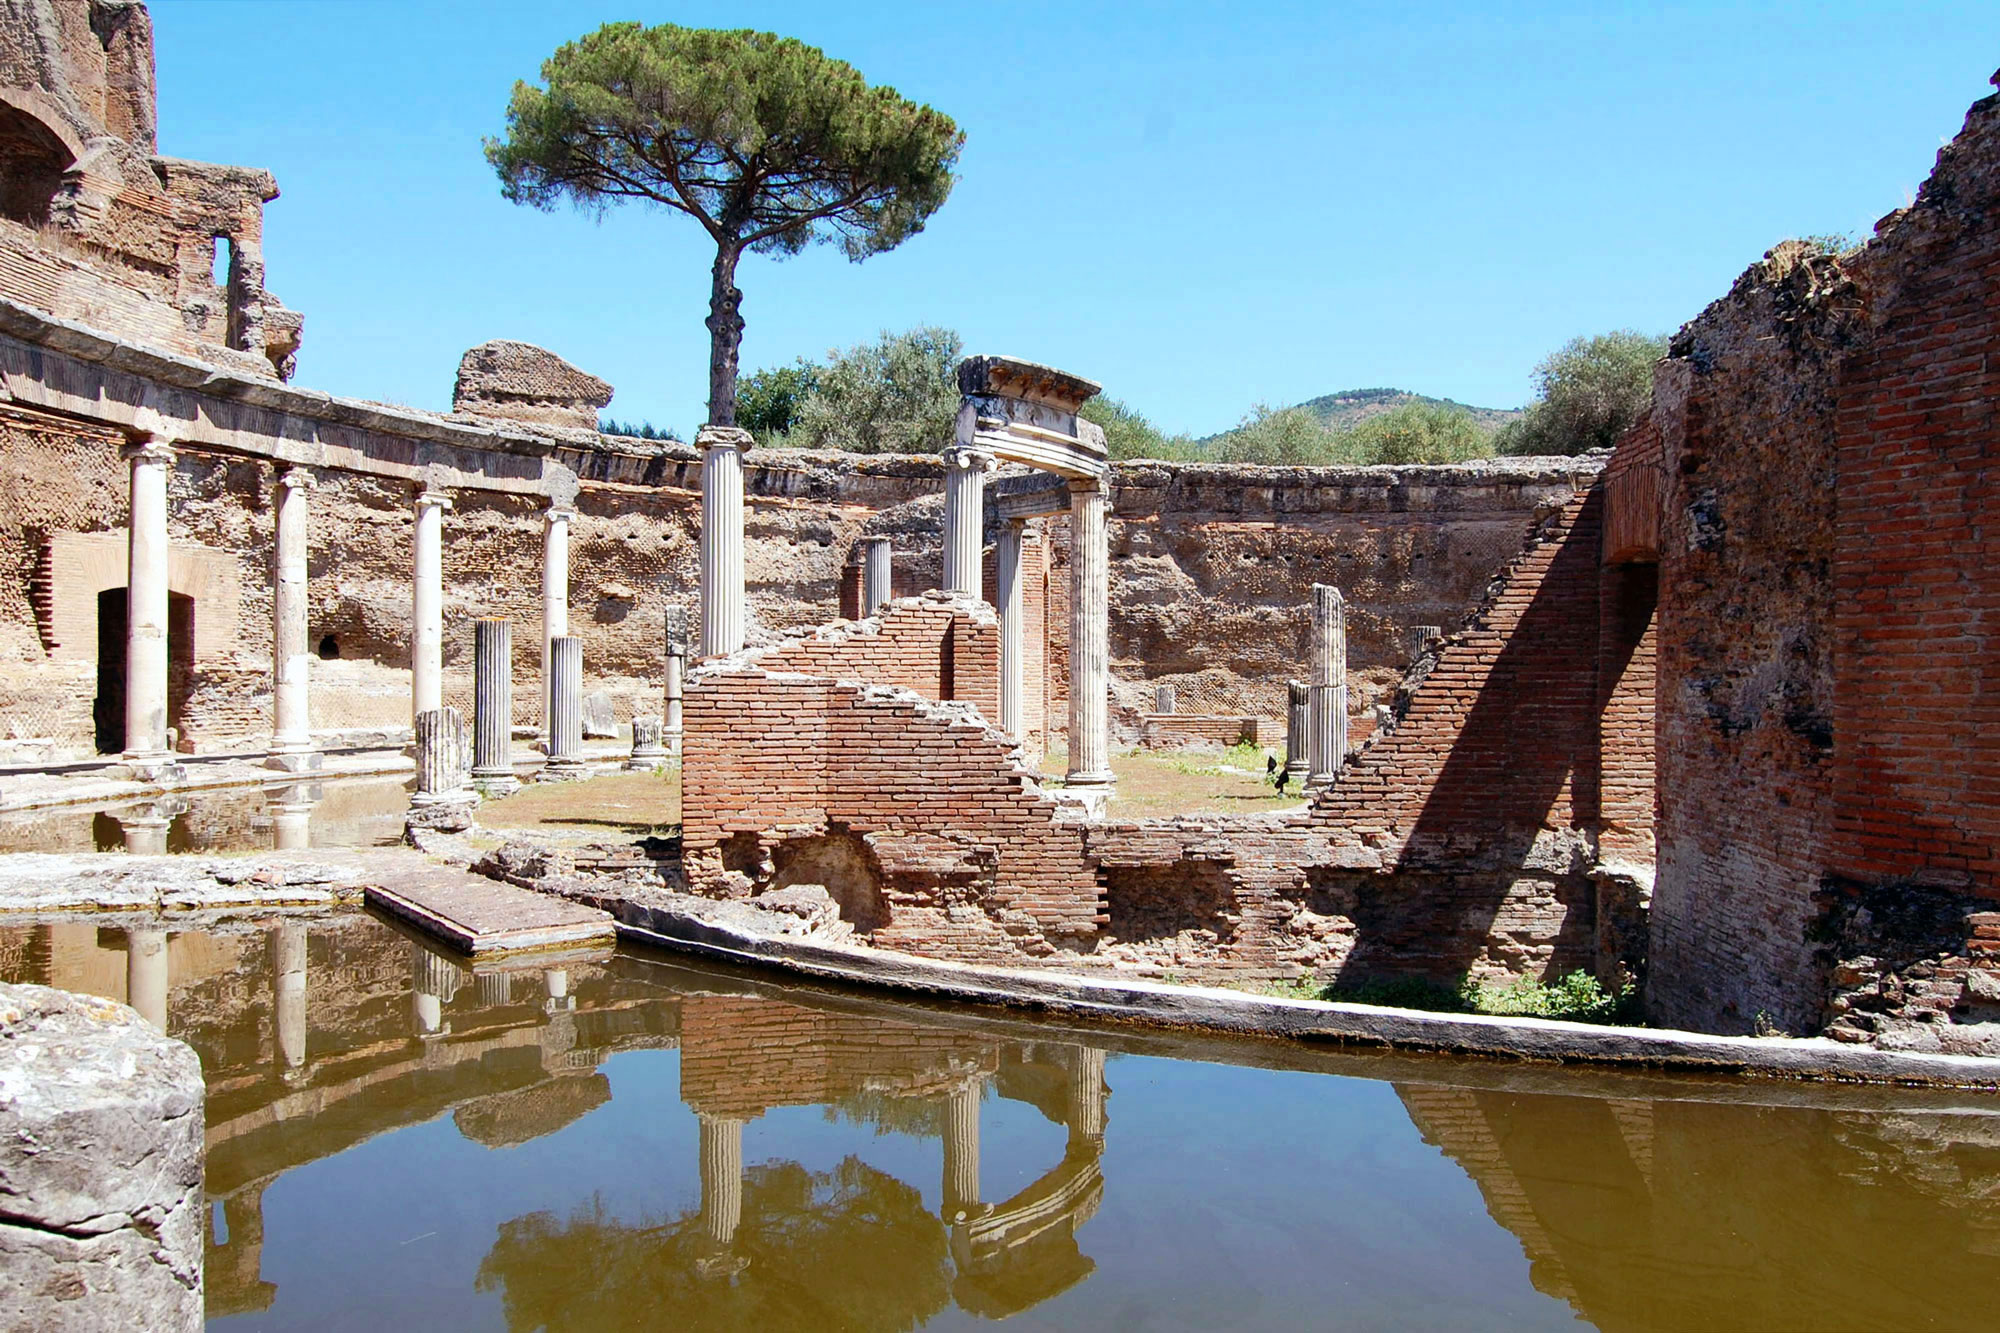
[475,1156,950,1333]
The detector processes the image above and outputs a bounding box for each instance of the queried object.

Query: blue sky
[152,1,2000,437]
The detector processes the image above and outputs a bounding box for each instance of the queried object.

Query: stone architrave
[663,605,689,753]
[411,484,452,723]
[268,466,318,771]
[121,436,177,775]
[697,426,752,657]
[543,636,584,779]
[628,715,666,770]
[0,982,205,1333]
[942,446,997,597]
[471,617,518,795]
[412,706,471,801]
[1066,477,1114,793]
[1285,680,1310,777]
[861,535,893,614]
[1307,584,1348,789]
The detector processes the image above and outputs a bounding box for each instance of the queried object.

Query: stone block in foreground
[0,982,205,1332]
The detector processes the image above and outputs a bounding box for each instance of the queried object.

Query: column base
[1051,778,1114,821]
[1284,760,1309,777]
[119,751,185,785]
[471,769,521,798]
[265,747,322,774]
[626,746,668,772]
[539,759,587,782]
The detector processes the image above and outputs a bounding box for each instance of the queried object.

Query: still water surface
[2,911,1995,1331]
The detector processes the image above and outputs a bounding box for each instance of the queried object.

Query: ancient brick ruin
[0,1,1995,1057]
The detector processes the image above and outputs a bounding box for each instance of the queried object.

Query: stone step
[364,869,615,957]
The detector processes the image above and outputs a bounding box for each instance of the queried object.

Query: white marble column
[861,535,893,614]
[122,438,174,766]
[1308,583,1348,789]
[699,1113,745,1248]
[663,605,688,754]
[274,921,307,1071]
[1066,477,1113,794]
[942,1081,982,1223]
[411,486,452,722]
[269,467,316,770]
[540,503,572,732]
[1285,680,1310,777]
[994,518,1026,739]
[472,617,517,793]
[126,927,168,1031]
[941,447,995,598]
[269,785,315,851]
[697,425,753,657]
[543,637,583,778]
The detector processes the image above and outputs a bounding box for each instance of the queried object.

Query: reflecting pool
[1,912,1995,1331]
[0,775,414,855]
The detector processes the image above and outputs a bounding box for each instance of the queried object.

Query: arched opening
[316,634,340,660]
[0,100,75,229]
[93,588,195,754]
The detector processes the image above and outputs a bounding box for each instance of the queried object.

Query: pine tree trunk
[705,244,744,427]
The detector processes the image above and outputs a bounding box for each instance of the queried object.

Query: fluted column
[122,437,174,767]
[941,447,995,598]
[994,519,1026,739]
[1285,680,1310,777]
[543,635,583,778]
[541,504,572,732]
[268,466,317,770]
[411,940,460,1036]
[273,921,307,1071]
[1308,583,1348,789]
[1066,477,1113,793]
[126,927,167,1031]
[698,426,752,656]
[472,617,517,794]
[861,535,893,614]
[410,486,451,722]
[1067,1045,1108,1146]
[942,1081,982,1222]
[699,1114,745,1248]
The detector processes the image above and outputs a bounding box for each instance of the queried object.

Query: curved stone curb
[607,901,2000,1090]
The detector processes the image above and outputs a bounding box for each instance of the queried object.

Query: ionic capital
[544,506,576,526]
[414,486,453,512]
[943,445,998,475]
[278,466,313,491]
[696,424,755,455]
[121,438,176,466]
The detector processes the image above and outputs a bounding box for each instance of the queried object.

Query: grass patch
[1264,970,1640,1025]
[1040,746,1296,818]
[479,767,680,835]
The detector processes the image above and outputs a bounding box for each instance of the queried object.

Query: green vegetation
[734,361,820,438]
[1280,387,1520,436]
[1494,329,1669,456]
[1201,398,1496,466]
[597,418,680,441]
[1288,969,1639,1025]
[487,22,962,425]
[1081,395,1200,461]
[789,326,961,453]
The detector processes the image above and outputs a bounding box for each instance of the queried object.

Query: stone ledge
[605,900,2000,1090]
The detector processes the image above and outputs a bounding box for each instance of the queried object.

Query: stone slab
[365,869,614,957]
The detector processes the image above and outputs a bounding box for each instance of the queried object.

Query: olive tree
[486,24,963,426]
[1496,330,1668,456]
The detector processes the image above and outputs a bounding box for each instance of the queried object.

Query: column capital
[121,438,176,466]
[277,465,313,491]
[414,485,453,512]
[544,505,576,525]
[695,424,755,454]
[943,445,998,474]
[1066,472,1108,494]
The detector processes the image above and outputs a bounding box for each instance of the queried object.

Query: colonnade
[112,427,579,779]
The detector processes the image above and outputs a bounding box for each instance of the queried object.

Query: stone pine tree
[486,23,963,427]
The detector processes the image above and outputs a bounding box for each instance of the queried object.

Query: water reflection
[0,913,1997,1331]
[0,774,412,855]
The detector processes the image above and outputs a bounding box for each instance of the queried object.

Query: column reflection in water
[273,921,307,1071]
[125,927,167,1030]
[410,939,463,1037]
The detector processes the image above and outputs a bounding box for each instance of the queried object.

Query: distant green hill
[1292,387,1522,433]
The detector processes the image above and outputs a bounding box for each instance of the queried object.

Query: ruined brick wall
[753,598,998,717]
[681,661,1099,963]
[1639,73,2000,1041]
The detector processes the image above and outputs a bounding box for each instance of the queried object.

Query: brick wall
[753,598,998,714]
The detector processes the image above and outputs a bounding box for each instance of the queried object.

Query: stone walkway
[366,868,615,956]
